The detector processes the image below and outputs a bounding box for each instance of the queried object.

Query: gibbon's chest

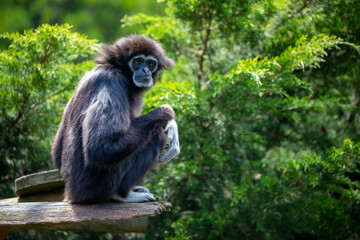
[129,95,144,119]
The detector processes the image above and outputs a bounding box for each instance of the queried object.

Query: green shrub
[0,24,98,197]
[124,1,360,239]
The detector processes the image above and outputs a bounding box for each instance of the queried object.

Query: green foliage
[123,0,360,239]
[0,0,164,46]
[123,13,189,57]
[161,139,360,239]
[0,24,98,197]
[231,139,360,239]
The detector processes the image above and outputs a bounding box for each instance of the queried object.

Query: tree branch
[39,42,53,64]
[6,87,69,129]
[29,88,69,111]
[197,7,213,88]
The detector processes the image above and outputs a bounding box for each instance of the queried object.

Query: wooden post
[0,226,8,240]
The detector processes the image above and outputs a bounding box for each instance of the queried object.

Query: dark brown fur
[51,35,174,203]
[95,35,174,72]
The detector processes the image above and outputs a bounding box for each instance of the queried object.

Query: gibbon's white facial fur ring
[129,54,159,88]
[128,55,159,72]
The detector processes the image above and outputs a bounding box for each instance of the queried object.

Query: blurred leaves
[0,24,98,197]
[232,139,360,239]
[0,0,164,46]
[125,1,360,239]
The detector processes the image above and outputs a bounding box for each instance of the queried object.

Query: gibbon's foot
[111,191,156,203]
[132,185,150,193]
[159,119,180,164]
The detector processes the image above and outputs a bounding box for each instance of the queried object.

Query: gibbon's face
[128,54,159,88]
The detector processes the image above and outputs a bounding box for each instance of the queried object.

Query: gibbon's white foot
[132,185,150,193]
[159,119,180,164]
[111,191,156,203]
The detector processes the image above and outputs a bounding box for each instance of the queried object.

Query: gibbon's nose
[142,67,151,75]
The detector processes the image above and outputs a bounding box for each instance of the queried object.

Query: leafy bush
[124,0,360,239]
[230,139,360,239]
[0,24,98,197]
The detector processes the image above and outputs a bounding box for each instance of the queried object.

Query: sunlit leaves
[125,1,360,239]
[122,14,190,58]
[277,34,340,71]
[0,24,98,196]
[0,24,99,114]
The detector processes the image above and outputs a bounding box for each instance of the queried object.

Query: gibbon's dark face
[128,54,159,88]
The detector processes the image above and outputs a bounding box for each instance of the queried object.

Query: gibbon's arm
[51,120,65,169]
[81,74,174,167]
[51,97,74,169]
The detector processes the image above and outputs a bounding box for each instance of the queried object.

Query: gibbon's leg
[159,119,180,164]
[112,132,166,203]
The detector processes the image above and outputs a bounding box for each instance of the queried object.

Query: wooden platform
[0,170,172,238]
[0,201,171,233]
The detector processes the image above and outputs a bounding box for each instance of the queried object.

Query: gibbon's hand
[159,119,180,164]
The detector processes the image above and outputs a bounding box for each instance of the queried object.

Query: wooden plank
[0,198,18,204]
[0,201,171,232]
[0,226,8,240]
[44,217,149,233]
[18,188,64,202]
[15,169,64,197]
[2,218,149,233]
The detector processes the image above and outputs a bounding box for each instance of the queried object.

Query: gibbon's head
[95,35,174,88]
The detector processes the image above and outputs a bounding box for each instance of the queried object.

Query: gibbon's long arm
[81,73,174,167]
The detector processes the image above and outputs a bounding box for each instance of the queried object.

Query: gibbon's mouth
[135,76,152,82]
[134,77,153,88]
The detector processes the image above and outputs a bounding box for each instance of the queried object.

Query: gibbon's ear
[162,56,175,69]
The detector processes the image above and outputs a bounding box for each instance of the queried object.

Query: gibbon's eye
[148,60,157,69]
[133,59,141,66]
